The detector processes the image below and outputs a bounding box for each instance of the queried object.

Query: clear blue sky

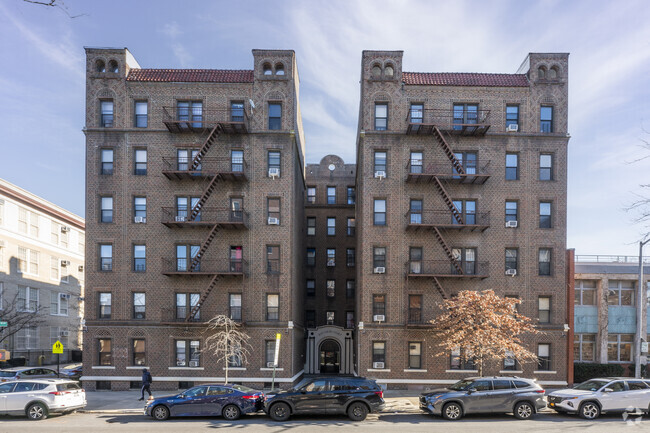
[1,0,648,256]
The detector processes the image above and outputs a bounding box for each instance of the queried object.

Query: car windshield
[573,380,609,391]
[448,380,474,391]
[0,371,16,377]
[230,384,255,393]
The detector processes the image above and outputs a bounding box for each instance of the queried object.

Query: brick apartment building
[82,48,306,390]
[355,51,571,387]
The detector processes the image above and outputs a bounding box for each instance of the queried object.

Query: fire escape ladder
[433,227,463,274]
[433,277,449,299]
[186,274,223,322]
[190,176,222,221]
[190,224,220,271]
[432,176,463,224]
[432,126,465,175]
[190,125,222,171]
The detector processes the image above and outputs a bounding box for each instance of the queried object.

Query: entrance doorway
[319,339,340,374]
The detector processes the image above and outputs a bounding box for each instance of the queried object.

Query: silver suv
[420,377,545,420]
[0,379,86,420]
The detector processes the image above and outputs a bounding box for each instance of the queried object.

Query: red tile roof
[403,72,529,87]
[127,69,254,83]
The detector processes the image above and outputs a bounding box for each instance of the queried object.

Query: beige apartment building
[0,178,85,364]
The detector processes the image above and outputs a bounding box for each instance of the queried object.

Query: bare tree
[627,130,650,237]
[431,290,540,376]
[203,315,252,383]
[21,0,87,18]
[0,291,46,347]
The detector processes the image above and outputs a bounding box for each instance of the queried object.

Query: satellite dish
[249,99,255,109]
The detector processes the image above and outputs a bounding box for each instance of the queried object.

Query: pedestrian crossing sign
[52,340,64,354]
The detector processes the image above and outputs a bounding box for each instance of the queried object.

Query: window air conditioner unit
[61,331,70,337]
[373,314,385,322]
[268,217,280,225]
[374,267,386,274]
[266,362,276,368]
[61,226,71,233]
[372,362,385,369]
[134,216,146,223]
[78,265,84,272]
[175,216,186,222]
[505,220,518,228]
[374,171,386,179]
[61,260,71,267]
[268,168,280,178]
[60,293,71,299]
[506,124,519,132]
[189,361,199,367]
[505,269,517,277]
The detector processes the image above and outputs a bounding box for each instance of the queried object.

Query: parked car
[145,383,264,421]
[547,378,650,419]
[419,377,546,420]
[264,376,385,422]
[59,364,83,381]
[0,367,58,383]
[0,379,86,420]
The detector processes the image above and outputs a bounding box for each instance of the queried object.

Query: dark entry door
[319,340,340,374]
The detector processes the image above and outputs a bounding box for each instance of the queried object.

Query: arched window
[371,64,382,78]
[96,60,106,73]
[537,66,546,79]
[108,60,118,74]
[275,63,285,75]
[384,64,394,78]
[548,66,559,79]
[263,63,272,75]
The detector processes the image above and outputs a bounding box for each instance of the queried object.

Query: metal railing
[405,108,491,128]
[406,210,490,227]
[407,308,423,324]
[161,258,247,275]
[161,307,205,323]
[161,157,248,174]
[406,160,491,177]
[575,255,650,264]
[161,207,248,226]
[162,107,249,129]
[406,260,489,276]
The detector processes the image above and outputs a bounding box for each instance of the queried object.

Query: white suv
[547,378,650,419]
[0,379,86,420]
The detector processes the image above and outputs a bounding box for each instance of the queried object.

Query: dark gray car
[420,377,546,420]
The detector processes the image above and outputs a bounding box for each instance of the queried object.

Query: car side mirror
[603,388,614,393]
[179,394,186,399]
[467,388,476,394]
[300,390,307,394]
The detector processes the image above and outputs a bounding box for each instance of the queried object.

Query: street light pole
[635,238,649,379]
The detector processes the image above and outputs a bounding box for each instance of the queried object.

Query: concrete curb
[79,409,144,414]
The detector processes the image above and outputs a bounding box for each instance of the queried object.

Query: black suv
[264,376,385,421]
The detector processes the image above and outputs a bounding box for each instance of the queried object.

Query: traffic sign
[52,340,64,354]
[0,321,7,327]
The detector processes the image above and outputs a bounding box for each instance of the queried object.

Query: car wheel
[26,403,48,421]
[269,402,291,422]
[222,404,241,421]
[513,401,534,420]
[579,401,600,420]
[152,405,170,421]
[347,402,369,421]
[442,402,463,420]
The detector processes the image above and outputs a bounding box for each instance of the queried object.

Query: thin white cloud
[161,21,183,39]
[171,43,192,67]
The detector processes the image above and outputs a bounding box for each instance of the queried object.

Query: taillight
[374,390,383,399]
[242,395,257,400]
[535,390,545,394]
[49,391,71,396]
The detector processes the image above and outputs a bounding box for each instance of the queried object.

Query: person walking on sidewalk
[138,368,152,401]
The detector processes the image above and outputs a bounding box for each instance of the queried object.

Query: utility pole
[635,238,649,378]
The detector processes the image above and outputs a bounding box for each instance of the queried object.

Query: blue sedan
[144,384,264,421]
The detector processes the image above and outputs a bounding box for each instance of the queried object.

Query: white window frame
[18,286,39,313]
[50,256,60,281]
[15,326,39,350]
[50,291,69,316]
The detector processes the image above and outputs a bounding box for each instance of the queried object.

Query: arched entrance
[319,339,340,374]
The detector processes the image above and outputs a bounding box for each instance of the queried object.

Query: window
[538,296,551,323]
[268,151,281,174]
[503,350,519,371]
[228,342,243,367]
[268,103,282,130]
[29,211,39,237]
[176,197,200,221]
[0,282,3,310]
[266,294,279,321]
[134,149,147,175]
[451,151,478,177]
[327,217,336,236]
[50,291,68,316]
[346,312,354,329]
[177,149,199,171]
[326,280,335,298]
[575,280,597,306]
[14,326,38,349]
[372,342,386,366]
[538,248,552,276]
[505,153,518,180]
[608,334,633,362]
[537,344,551,370]
[409,247,422,274]
[175,340,200,367]
[452,199,476,225]
[98,338,112,365]
[451,247,476,275]
[134,101,148,127]
[608,280,635,306]
[574,334,596,362]
[347,187,356,205]
[410,151,423,173]
[19,248,39,275]
[409,103,423,123]
[374,151,387,174]
[231,149,243,172]
[176,245,200,271]
[231,246,243,272]
[177,101,203,128]
[100,244,113,271]
[176,293,200,320]
[450,347,475,370]
[307,217,316,236]
[373,247,386,269]
[306,310,316,328]
[133,292,145,319]
[50,256,60,281]
[374,199,386,225]
[263,63,272,75]
[505,200,518,223]
[267,198,280,223]
[306,248,315,266]
[17,286,38,312]
[540,154,553,180]
[132,339,146,366]
[372,294,386,317]
[539,202,552,228]
[101,100,114,127]
[346,248,355,267]
[101,149,114,175]
[327,187,336,204]
[374,103,388,130]
[265,340,276,366]
[347,217,355,236]
[99,292,111,319]
[327,248,336,267]
[134,197,146,221]
[307,187,316,204]
[229,293,242,322]
[409,199,422,224]
[409,342,422,369]
[17,246,27,273]
[306,280,315,297]
[540,106,553,132]
[133,245,146,272]
[408,295,422,324]
[18,207,27,233]
[346,280,355,298]
[230,101,244,122]
[100,197,113,223]
[506,105,519,129]
[453,103,478,128]
[50,326,68,348]
[61,265,69,284]
[266,245,280,274]
[505,248,518,272]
